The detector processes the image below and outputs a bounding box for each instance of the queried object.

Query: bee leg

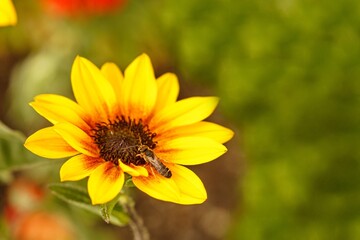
[148,166,158,178]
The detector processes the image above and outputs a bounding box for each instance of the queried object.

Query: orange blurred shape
[5,178,45,224]
[4,179,76,240]
[42,0,128,16]
[13,211,76,240]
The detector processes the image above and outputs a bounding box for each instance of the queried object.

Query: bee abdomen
[159,166,172,178]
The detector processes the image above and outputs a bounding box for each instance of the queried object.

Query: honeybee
[137,145,172,178]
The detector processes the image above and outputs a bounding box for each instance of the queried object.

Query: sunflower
[0,0,17,26]
[24,54,234,205]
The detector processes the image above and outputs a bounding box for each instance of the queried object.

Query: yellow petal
[150,97,219,132]
[24,127,78,159]
[60,154,104,181]
[0,0,17,27]
[121,54,157,120]
[71,56,117,121]
[133,164,206,204]
[119,161,148,177]
[88,162,124,205]
[154,73,179,112]
[31,94,90,130]
[132,174,181,203]
[169,164,207,204]
[156,137,227,165]
[158,121,234,144]
[54,122,98,157]
[101,62,123,102]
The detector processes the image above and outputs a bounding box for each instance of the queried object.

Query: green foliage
[202,1,360,239]
[0,121,46,180]
[49,183,129,227]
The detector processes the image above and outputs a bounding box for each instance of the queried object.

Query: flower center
[92,116,157,166]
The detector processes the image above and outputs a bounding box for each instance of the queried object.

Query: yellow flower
[24,54,234,205]
[0,0,17,26]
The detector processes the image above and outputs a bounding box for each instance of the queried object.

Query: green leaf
[0,121,47,173]
[49,183,129,226]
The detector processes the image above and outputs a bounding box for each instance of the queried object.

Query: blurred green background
[1,0,359,239]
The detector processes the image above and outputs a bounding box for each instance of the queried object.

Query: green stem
[119,195,149,240]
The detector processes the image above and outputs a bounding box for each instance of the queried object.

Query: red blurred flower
[4,178,44,225]
[42,0,127,16]
[13,211,76,240]
[4,178,75,240]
